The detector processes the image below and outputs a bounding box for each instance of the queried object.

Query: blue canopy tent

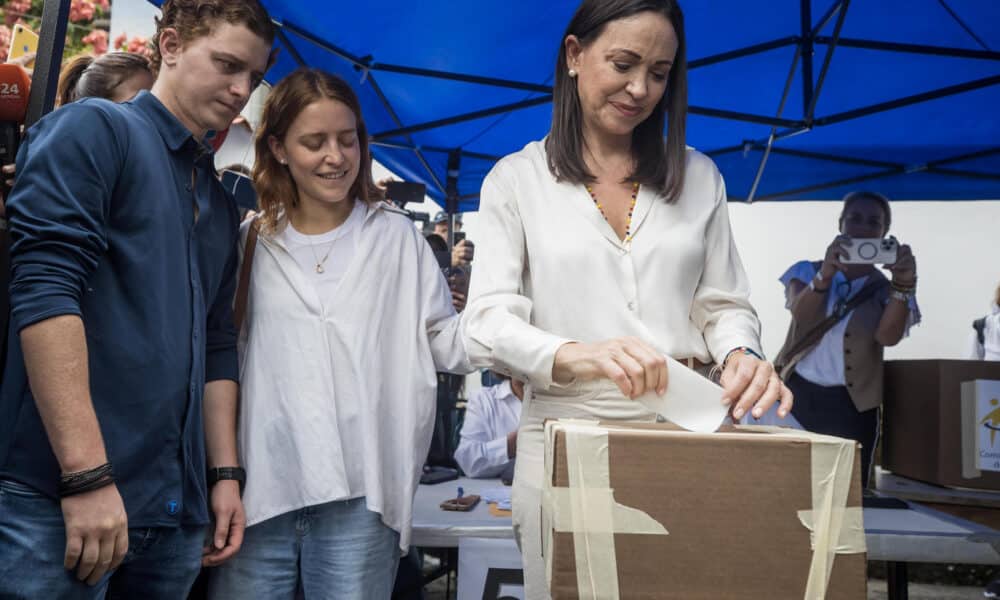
[144,0,1000,212]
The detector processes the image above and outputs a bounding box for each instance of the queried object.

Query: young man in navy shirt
[0,1,273,596]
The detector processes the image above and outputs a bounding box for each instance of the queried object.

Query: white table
[411,477,513,547]
[412,479,1000,600]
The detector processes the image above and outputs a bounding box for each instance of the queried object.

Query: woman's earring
[568,68,577,78]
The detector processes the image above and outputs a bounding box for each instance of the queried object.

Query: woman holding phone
[774,191,920,488]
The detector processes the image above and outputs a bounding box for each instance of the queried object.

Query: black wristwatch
[207,466,246,495]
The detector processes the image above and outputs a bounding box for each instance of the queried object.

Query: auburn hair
[57,53,152,106]
[253,68,384,233]
[151,0,274,74]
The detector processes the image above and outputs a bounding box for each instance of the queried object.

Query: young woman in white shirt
[463,1,792,596]
[208,68,471,599]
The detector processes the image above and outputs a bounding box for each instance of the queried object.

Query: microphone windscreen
[0,64,32,123]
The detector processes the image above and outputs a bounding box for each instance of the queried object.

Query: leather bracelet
[207,466,246,496]
[59,463,115,498]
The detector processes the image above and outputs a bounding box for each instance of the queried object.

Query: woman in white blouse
[463,1,792,596]
[209,69,471,599]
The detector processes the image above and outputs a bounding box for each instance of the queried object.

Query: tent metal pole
[280,20,550,93]
[688,36,798,69]
[445,150,461,249]
[815,37,1000,61]
[929,167,1000,181]
[755,169,902,201]
[746,44,803,202]
[25,0,71,127]
[372,95,552,141]
[800,0,814,118]
[688,107,802,128]
[365,75,446,193]
[373,141,502,163]
[275,28,307,66]
[927,147,1000,167]
[815,74,1000,126]
[807,0,850,120]
[811,0,846,38]
[766,147,900,169]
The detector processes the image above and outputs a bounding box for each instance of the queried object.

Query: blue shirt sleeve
[6,102,125,333]
[205,225,239,383]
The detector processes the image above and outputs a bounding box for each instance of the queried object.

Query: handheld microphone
[0,63,32,170]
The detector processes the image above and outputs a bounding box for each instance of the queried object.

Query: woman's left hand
[719,352,793,421]
[886,243,916,284]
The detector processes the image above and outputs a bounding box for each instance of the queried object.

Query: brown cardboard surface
[883,360,1000,490]
[546,422,865,599]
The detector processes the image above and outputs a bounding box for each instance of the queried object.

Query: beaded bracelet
[710,346,765,381]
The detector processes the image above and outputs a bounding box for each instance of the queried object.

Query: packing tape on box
[738,425,867,599]
[542,419,668,600]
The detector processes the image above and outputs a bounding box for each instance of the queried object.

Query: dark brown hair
[253,68,384,234]
[839,191,892,235]
[151,0,275,74]
[546,0,688,202]
[57,53,151,106]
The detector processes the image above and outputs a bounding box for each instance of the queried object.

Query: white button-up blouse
[463,141,762,389]
[237,202,472,549]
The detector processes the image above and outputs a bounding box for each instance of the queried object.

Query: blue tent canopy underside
[151,0,1000,209]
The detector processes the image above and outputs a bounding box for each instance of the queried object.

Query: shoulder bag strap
[233,218,260,332]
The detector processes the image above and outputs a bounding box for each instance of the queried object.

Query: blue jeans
[0,479,206,599]
[208,497,401,600]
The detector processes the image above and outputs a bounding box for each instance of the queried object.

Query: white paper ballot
[634,356,729,433]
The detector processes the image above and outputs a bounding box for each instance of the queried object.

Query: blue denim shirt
[0,91,239,527]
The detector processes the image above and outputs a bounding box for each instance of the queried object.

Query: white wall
[461,201,1000,362]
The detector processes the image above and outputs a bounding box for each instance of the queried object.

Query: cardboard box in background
[543,421,866,599]
[883,360,1000,490]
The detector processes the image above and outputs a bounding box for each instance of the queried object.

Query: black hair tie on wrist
[59,463,115,498]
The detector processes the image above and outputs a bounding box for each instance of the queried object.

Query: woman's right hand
[819,234,851,281]
[552,338,668,399]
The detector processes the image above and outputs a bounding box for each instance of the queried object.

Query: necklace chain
[586,181,639,243]
[306,239,335,274]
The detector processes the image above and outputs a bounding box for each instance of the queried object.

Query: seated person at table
[968,282,1000,360]
[454,374,523,478]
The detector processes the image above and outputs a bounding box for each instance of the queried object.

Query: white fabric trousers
[511,380,657,600]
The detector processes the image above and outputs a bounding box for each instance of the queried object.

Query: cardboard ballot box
[882,360,1000,491]
[542,420,866,600]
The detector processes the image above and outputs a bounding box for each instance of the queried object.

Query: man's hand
[61,482,129,585]
[201,480,245,567]
[451,239,474,268]
[506,430,517,459]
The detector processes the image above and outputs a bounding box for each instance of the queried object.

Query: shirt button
[627,301,636,311]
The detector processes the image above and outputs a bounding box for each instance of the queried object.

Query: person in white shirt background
[208,68,471,600]
[462,0,792,596]
[969,282,1000,361]
[454,374,524,478]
